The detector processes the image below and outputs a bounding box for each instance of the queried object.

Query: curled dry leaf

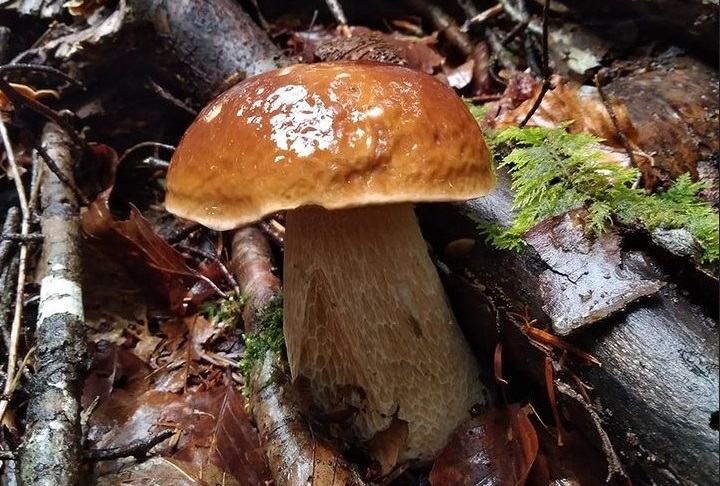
[429,404,538,486]
[494,76,652,173]
[82,190,210,313]
[0,82,59,112]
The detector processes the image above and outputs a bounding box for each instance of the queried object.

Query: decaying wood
[230,227,368,486]
[417,171,719,485]
[19,122,86,486]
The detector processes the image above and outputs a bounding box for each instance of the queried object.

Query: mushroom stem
[283,203,486,460]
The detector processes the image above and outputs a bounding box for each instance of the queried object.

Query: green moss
[202,292,247,327]
[238,295,285,392]
[477,125,719,264]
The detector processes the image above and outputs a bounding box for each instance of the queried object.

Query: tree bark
[19,123,87,486]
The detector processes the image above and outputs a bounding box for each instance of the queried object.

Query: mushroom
[165,61,495,461]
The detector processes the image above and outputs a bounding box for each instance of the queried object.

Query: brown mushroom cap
[165,61,494,230]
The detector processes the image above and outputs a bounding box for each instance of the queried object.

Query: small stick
[324,0,350,35]
[165,222,203,245]
[519,0,551,128]
[455,0,480,18]
[175,243,240,295]
[118,141,176,167]
[0,115,31,425]
[2,233,43,242]
[594,72,637,170]
[462,4,504,31]
[84,429,177,461]
[404,0,475,56]
[497,0,542,34]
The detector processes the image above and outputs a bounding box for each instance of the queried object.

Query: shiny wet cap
[165,61,494,230]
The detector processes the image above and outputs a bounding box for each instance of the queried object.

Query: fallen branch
[230,227,368,486]
[19,122,87,486]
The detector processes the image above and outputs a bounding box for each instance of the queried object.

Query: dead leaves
[429,405,538,486]
[82,190,215,314]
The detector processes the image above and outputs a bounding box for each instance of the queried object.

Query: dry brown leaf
[496,76,638,147]
[82,190,209,313]
[162,384,270,486]
[0,83,58,112]
[429,404,538,486]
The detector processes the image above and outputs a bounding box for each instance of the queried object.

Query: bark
[417,171,719,486]
[19,123,87,486]
[230,227,368,486]
[15,0,290,110]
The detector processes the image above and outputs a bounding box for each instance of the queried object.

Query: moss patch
[239,295,285,390]
[477,125,719,264]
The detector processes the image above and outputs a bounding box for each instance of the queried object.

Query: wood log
[417,171,719,485]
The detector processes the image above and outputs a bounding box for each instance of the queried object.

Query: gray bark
[19,123,87,486]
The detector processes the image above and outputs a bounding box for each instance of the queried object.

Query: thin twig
[455,0,480,18]
[594,72,637,170]
[28,132,90,206]
[118,141,176,167]
[84,429,177,461]
[324,0,349,34]
[0,64,83,89]
[404,0,474,56]
[0,115,32,424]
[166,222,203,245]
[2,233,43,242]
[0,207,20,270]
[519,0,551,128]
[462,4,503,31]
[175,243,240,295]
[497,0,542,34]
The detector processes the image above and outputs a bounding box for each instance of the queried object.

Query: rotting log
[19,123,87,486]
[417,171,719,486]
[230,227,368,486]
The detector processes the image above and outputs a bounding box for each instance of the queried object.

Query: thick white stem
[284,203,487,460]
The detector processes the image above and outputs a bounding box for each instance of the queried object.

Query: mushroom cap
[165,61,494,230]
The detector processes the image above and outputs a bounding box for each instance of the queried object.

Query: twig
[0,207,20,350]
[0,64,83,89]
[497,0,542,34]
[166,222,203,245]
[29,132,90,206]
[175,243,240,295]
[519,0,551,128]
[118,141,176,167]
[2,232,43,242]
[594,72,637,170]
[455,0,480,18]
[0,77,88,156]
[0,207,20,270]
[462,4,504,31]
[324,0,349,34]
[84,429,176,461]
[404,0,474,56]
[0,115,31,425]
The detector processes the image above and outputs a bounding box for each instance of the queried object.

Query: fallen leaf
[82,190,211,313]
[162,384,270,486]
[429,404,538,486]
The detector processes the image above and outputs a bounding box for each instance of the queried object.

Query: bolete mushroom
[165,61,495,461]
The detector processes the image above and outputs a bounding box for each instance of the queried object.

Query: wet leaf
[162,384,270,486]
[82,190,209,313]
[429,405,538,486]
